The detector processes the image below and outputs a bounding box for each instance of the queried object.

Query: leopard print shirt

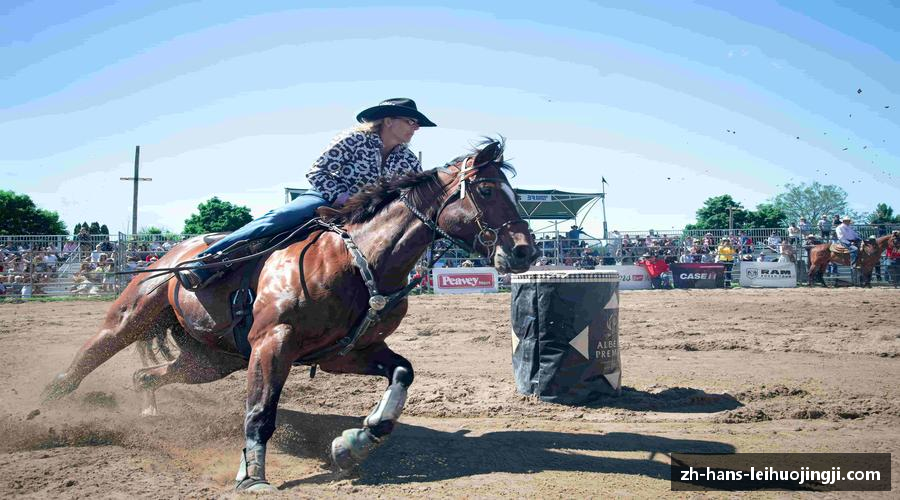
[306,130,422,203]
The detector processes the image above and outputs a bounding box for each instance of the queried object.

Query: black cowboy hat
[356,98,437,127]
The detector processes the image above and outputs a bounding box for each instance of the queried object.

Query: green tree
[772,182,849,223]
[183,197,253,234]
[745,203,787,228]
[73,222,83,235]
[685,195,748,230]
[0,190,67,235]
[100,224,110,235]
[89,222,101,234]
[868,203,899,224]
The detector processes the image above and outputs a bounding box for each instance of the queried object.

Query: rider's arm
[306,134,359,203]
[389,147,424,176]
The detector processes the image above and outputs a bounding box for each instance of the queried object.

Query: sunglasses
[394,117,419,126]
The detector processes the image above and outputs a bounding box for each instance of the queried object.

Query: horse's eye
[478,185,494,198]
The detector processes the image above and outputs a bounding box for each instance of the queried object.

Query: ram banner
[739,261,798,288]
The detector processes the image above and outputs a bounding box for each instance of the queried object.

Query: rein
[110,219,322,285]
[403,157,527,269]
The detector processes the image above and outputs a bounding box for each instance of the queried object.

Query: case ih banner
[670,263,726,289]
[607,265,652,290]
[432,267,499,295]
[739,261,797,288]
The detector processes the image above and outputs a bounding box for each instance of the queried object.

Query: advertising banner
[739,261,797,288]
[518,193,553,202]
[670,263,725,289]
[432,267,499,294]
[608,265,652,290]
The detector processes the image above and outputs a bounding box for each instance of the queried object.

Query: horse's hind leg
[318,341,414,470]
[133,326,245,416]
[43,290,169,401]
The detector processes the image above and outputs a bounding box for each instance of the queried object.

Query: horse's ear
[316,206,343,222]
[474,140,502,166]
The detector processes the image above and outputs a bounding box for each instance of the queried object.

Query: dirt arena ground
[0,288,898,498]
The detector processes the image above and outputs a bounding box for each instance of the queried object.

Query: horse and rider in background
[807,218,899,287]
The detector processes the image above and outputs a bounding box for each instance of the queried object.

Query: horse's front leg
[235,324,298,492]
[318,341,413,470]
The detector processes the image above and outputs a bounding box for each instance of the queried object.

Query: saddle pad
[829,244,850,254]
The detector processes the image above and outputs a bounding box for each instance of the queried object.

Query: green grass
[0,294,116,304]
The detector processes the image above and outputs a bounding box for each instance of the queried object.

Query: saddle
[829,243,850,255]
[200,224,324,359]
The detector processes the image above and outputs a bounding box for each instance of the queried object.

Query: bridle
[400,155,528,265]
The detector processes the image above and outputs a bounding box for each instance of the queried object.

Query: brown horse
[807,233,899,287]
[43,139,538,491]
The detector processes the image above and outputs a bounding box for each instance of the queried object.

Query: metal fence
[0,235,120,297]
[526,224,899,286]
[2,225,898,298]
[0,233,195,298]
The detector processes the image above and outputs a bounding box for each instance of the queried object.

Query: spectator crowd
[1,232,185,298]
[2,220,898,298]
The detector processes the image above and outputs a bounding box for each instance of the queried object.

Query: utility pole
[120,146,152,235]
[601,177,609,240]
[727,206,740,235]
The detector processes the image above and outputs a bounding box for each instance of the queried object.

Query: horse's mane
[333,137,516,225]
[335,169,445,224]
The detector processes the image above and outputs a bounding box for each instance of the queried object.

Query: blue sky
[2,0,898,236]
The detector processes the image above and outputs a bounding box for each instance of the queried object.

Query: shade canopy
[514,189,603,221]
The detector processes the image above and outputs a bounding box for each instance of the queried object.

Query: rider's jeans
[201,191,328,257]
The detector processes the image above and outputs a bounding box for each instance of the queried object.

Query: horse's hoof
[331,435,356,470]
[140,407,159,417]
[235,477,276,492]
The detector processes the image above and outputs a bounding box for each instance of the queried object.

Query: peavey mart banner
[670,263,725,289]
[739,261,797,288]
[432,267,499,295]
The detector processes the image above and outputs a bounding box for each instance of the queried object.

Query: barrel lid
[511,269,619,283]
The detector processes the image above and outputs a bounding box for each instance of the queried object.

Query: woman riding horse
[176,97,437,291]
[44,137,539,492]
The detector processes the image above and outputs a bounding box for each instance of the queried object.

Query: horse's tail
[135,310,181,367]
[136,330,176,366]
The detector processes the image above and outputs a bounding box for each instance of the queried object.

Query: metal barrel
[510,270,621,405]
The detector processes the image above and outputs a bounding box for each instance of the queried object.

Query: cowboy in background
[798,217,811,237]
[835,216,862,267]
[817,214,831,240]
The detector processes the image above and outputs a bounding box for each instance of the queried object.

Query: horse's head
[435,138,538,273]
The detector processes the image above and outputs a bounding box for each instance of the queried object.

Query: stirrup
[175,265,222,291]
